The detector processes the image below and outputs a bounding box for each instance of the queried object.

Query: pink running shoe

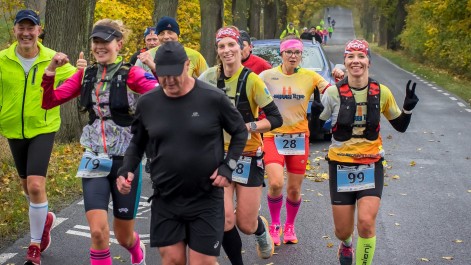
[283,223,298,244]
[25,245,41,265]
[337,242,354,265]
[40,212,56,252]
[269,224,282,246]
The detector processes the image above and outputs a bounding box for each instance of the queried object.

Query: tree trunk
[232,0,248,31]
[249,0,261,38]
[378,14,388,47]
[390,0,408,50]
[153,0,179,25]
[263,0,277,39]
[277,0,287,38]
[200,0,223,66]
[43,0,96,142]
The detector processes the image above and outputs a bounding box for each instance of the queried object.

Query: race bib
[337,164,375,192]
[76,151,113,178]
[274,133,305,155]
[232,156,252,184]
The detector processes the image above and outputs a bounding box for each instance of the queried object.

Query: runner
[240,30,271,74]
[116,41,248,265]
[0,9,79,265]
[199,26,283,263]
[129,26,159,65]
[41,19,158,265]
[135,16,208,78]
[258,36,331,246]
[320,39,419,265]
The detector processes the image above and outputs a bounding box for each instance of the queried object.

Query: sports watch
[227,159,237,170]
[249,122,257,132]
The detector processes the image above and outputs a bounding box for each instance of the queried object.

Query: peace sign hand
[403,80,419,112]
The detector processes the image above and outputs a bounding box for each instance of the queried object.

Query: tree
[232,0,248,31]
[249,0,261,38]
[43,0,96,142]
[263,0,278,39]
[200,0,223,65]
[153,0,178,24]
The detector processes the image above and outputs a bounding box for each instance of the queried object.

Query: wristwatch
[227,159,237,170]
[249,122,257,132]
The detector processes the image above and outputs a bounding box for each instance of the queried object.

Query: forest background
[0,0,470,247]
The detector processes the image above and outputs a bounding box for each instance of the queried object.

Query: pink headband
[280,39,303,53]
[216,27,240,44]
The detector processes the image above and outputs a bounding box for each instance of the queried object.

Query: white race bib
[274,133,306,155]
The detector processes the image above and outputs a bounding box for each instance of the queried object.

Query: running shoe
[283,223,298,244]
[40,212,56,252]
[337,242,354,265]
[24,245,41,265]
[269,224,282,246]
[132,240,146,265]
[254,216,274,259]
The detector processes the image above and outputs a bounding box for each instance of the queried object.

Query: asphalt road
[1,6,470,265]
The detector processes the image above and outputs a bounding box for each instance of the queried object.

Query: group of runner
[0,8,419,265]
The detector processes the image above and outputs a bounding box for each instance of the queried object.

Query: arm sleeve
[388,111,412,132]
[261,101,283,130]
[127,66,158,94]
[41,70,83,110]
[117,105,149,177]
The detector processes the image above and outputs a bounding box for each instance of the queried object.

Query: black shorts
[328,159,384,205]
[150,197,224,256]
[234,156,265,187]
[8,132,55,179]
[82,156,142,220]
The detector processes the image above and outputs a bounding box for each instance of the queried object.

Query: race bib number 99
[337,164,375,192]
[274,133,305,155]
[76,151,112,178]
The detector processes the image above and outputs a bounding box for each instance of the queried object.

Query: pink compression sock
[267,194,283,225]
[90,248,111,265]
[126,232,143,264]
[285,198,301,225]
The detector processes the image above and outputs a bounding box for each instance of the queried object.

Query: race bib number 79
[76,151,112,178]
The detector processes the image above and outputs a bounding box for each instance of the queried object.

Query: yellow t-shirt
[259,66,329,137]
[199,66,274,153]
[320,84,402,164]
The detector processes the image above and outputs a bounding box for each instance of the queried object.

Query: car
[251,39,334,142]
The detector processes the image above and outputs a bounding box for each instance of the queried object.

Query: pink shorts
[263,135,309,174]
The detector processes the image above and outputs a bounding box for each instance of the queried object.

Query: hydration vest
[332,78,381,141]
[217,67,256,123]
[79,62,135,127]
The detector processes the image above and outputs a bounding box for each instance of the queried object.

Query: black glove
[217,163,233,183]
[403,80,419,111]
[311,88,324,117]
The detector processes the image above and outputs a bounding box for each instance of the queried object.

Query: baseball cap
[154,41,188,76]
[89,25,123,41]
[156,16,180,36]
[14,9,40,25]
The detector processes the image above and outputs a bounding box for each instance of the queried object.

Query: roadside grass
[371,45,471,105]
[0,137,83,250]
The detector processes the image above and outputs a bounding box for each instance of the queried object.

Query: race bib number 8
[232,156,252,184]
[76,151,113,178]
[274,133,305,155]
[337,164,375,192]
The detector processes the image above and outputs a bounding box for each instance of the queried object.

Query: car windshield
[252,45,325,72]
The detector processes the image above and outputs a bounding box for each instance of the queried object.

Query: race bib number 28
[274,133,305,155]
[76,151,112,178]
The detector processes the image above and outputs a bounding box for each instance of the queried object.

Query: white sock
[29,201,48,244]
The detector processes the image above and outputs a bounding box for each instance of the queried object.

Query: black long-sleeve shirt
[118,79,247,204]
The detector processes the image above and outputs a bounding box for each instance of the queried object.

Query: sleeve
[312,72,330,94]
[250,73,273,109]
[319,86,338,123]
[127,66,158,94]
[129,51,139,65]
[117,103,149,177]
[380,86,402,121]
[41,70,83,110]
[55,62,77,85]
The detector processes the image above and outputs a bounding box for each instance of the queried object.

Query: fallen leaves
[410,161,416,166]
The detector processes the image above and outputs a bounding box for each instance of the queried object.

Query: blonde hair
[93,19,131,43]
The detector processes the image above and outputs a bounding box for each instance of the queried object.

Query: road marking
[431,86,437,89]
[443,93,449,96]
[66,225,151,244]
[427,83,433,86]
[0,253,17,264]
[458,102,465,107]
[466,109,471,113]
[423,81,429,84]
[449,97,457,101]
[53,217,68,229]
[437,90,443,92]
[77,200,84,205]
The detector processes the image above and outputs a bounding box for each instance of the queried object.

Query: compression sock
[254,216,266,236]
[267,194,283,225]
[356,236,376,265]
[285,198,301,225]
[29,201,48,244]
[222,227,244,265]
[342,235,353,247]
[90,248,112,265]
[126,232,144,264]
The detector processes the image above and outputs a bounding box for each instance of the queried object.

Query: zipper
[31,66,37,85]
[21,72,28,138]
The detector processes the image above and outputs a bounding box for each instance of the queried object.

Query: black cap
[154,41,188,76]
[89,25,123,41]
[239,30,251,45]
[14,9,40,25]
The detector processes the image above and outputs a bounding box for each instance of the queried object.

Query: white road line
[427,83,433,86]
[53,217,68,229]
[458,102,466,107]
[437,90,443,92]
[66,227,151,245]
[77,200,84,205]
[0,253,17,264]
[466,109,471,113]
[449,97,457,101]
[431,87,437,89]
[423,81,429,84]
[443,93,449,96]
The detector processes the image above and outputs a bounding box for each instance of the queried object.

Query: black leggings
[8,132,55,179]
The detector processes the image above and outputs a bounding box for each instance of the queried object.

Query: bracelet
[403,109,412,114]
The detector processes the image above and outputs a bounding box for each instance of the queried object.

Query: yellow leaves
[410,161,416,167]
[392,175,400,180]
[420,258,430,262]
[452,239,463,243]
[326,242,334,248]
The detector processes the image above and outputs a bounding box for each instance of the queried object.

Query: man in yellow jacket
[279,22,300,39]
[0,9,76,265]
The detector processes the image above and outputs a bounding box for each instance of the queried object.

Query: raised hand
[311,88,324,117]
[47,52,70,72]
[76,51,87,71]
[403,80,419,111]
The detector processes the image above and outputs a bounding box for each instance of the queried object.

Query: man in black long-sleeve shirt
[116,41,248,264]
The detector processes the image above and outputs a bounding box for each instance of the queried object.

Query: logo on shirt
[191,112,200,117]
[213,241,220,248]
[271,77,279,80]
[273,86,305,100]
